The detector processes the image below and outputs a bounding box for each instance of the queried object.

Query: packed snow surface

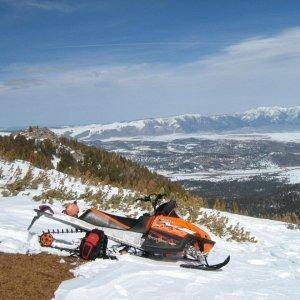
[0,196,299,299]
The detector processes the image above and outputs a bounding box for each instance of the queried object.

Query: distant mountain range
[52,106,300,141]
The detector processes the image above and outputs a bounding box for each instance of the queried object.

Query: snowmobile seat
[79,209,152,233]
[130,214,153,233]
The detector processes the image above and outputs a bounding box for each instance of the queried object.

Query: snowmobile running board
[180,255,230,271]
[28,207,145,250]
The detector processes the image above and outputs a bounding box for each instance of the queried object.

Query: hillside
[0,128,184,196]
[1,126,299,225]
[0,127,299,299]
[52,106,300,141]
[0,127,204,216]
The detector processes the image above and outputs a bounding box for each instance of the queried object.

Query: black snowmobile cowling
[79,209,153,233]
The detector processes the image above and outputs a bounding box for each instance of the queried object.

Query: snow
[0,159,133,200]
[287,168,300,184]
[0,195,299,299]
[51,155,61,169]
[0,131,11,136]
[0,196,84,254]
[242,106,300,122]
[92,131,300,143]
[52,106,300,141]
[56,210,300,299]
[53,114,204,139]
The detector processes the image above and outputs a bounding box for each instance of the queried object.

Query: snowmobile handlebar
[136,193,166,211]
[136,193,165,202]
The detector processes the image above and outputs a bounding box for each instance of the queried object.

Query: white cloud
[4,77,46,89]
[1,27,300,125]
[27,0,76,12]
[0,0,77,12]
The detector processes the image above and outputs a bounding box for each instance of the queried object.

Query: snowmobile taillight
[39,233,54,247]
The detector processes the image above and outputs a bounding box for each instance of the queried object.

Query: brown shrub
[33,188,77,203]
[79,189,106,207]
[198,211,257,243]
[5,168,34,196]
[28,171,49,189]
[1,189,10,197]
[286,223,300,230]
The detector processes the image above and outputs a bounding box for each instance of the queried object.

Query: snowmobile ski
[180,255,230,271]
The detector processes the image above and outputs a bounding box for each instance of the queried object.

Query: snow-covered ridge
[242,106,300,122]
[52,106,300,141]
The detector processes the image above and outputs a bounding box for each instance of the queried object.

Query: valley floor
[0,196,299,299]
[158,166,300,183]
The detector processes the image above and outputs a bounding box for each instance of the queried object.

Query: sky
[0,0,300,127]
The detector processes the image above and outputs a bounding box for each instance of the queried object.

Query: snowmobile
[27,194,230,270]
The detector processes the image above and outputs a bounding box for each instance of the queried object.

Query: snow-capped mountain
[52,106,300,141]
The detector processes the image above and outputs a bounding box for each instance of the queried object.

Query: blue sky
[0,0,300,127]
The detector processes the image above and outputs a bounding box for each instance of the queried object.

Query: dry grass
[79,189,106,206]
[198,211,257,243]
[5,168,34,196]
[0,253,80,300]
[29,171,51,189]
[33,188,77,203]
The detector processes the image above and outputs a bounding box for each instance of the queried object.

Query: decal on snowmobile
[147,230,177,246]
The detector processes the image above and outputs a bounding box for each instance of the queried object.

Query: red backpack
[79,229,108,260]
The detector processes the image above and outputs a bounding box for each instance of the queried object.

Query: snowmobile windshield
[173,208,183,218]
[155,200,178,217]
